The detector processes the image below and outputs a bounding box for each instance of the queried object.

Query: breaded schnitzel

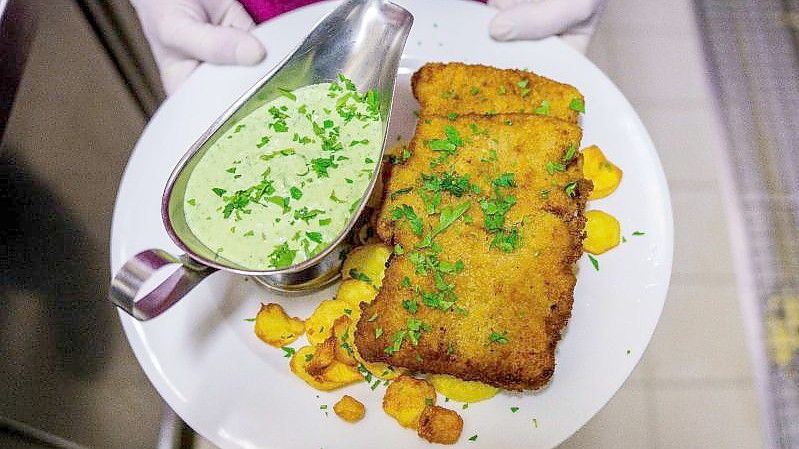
[411,62,584,124]
[354,114,590,390]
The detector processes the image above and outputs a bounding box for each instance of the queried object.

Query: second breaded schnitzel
[412,62,584,123]
[354,114,590,390]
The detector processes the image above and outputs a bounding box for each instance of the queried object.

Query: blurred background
[1,0,796,448]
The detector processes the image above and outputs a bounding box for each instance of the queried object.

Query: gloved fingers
[200,0,256,30]
[487,0,538,11]
[159,56,200,95]
[158,16,266,66]
[489,0,600,41]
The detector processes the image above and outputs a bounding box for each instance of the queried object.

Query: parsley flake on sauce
[268,242,297,269]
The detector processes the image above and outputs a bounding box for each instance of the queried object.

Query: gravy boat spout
[110,0,413,320]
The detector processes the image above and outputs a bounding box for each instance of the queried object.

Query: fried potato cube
[417,406,464,445]
[334,395,366,423]
[289,346,345,391]
[383,375,437,429]
[306,335,338,376]
[305,299,356,345]
[582,145,623,199]
[584,210,621,255]
[342,243,392,289]
[429,375,499,403]
[336,279,378,308]
[254,303,304,347]
[290,345,363,391]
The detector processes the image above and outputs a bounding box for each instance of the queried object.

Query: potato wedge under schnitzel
[411,62,584,124]
[354,114,590,390]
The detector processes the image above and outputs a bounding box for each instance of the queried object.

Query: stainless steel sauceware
[110,0,413,321]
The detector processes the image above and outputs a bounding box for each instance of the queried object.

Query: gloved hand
[131,0,266,95]
[487,0,607,53]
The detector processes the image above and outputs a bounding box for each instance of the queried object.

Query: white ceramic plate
[111,1,673,448]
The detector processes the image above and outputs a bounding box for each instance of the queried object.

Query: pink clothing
[240,0,487,24]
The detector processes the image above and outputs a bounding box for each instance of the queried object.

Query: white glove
[487,0,606,53]
[131,0,266,95]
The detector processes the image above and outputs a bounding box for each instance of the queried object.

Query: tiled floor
[0,0,765,448]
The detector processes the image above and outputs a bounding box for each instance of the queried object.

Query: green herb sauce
[184,78,382,269]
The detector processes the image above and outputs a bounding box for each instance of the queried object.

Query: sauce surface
[184,78,383,270]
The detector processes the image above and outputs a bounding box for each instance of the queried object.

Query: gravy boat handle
[109,249,217,321]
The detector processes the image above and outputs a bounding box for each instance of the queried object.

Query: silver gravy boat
[110,0,413,320]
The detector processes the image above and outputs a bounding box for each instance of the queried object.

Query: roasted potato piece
[254,303,304,347]
[417,406,463,445]
[383,375,437,429]
[429,375,498,403]
[290,345,363,391]
[289,346,344,391]
[582,145,623,199]
[322,362,364,384]
[342,243,392,288]
[331,316,357,366]
[334,395,366,423]
[306,336,338,376]
[336,279,378,308]
[305,299,355,345]
[584,210,621,255]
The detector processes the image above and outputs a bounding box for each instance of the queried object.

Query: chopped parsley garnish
[212,187,227,197]
[394,244,405,255]
[277,87,296,101]
[256,136,270,148]
[488,330,509,345]
[289,186,303,200]
[268,242,297,268]
[632,231,646,236]
[310,155,338,178]
[305,231,323,244]
[431,200,471,238]
[468,435,478,442]
[564,181,578,198]
[447,112,458,121]
[540,189,550,199]
[368,313,379,322]
[349,268,374,285]
[293,207,325,223]
[281,346,296,357]
[375,327,383,338]
[390,204,424,236]
[517,79,531,97]
[267,196,290,213]
[260,147,296,161]
[570,97,585,113]
[562,144,577,163]
[304,353,314,362]
[470,86,480,96]
[385,330,407,355]
[243,317,256,322]
[319,218,332,226]
[511,406,519,413]
[545,161,566,175]
[498,85,507,95]
[329,190,345,204]
[535,100,550,115]
[390,187,413,200]
[587,254,600,271]
[402,299,419,314]
[187,198,197,206]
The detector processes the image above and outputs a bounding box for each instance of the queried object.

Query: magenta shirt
[240,0,486,23]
